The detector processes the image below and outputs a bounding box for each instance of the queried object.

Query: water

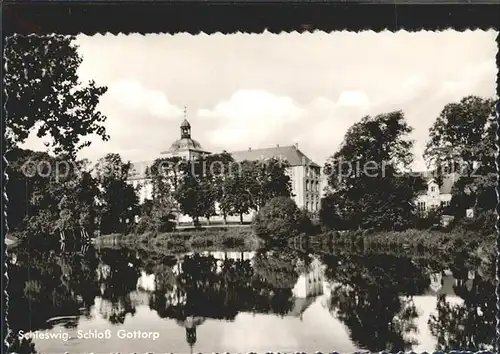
[6,243,495,353]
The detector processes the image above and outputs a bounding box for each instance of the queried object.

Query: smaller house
[414,172,459,215]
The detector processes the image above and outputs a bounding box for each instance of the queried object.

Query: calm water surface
[7,243,495,353]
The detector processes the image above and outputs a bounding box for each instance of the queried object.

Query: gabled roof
[229,145,320,168]
[412,171,459,195]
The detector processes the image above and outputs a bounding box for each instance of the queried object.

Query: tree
[223,173,254,224]
[4,35,109,159]
[203,152,235,224]
[253,196,304,244]
[96,153,139,234]
[323,111,425,231]
[239,158,293,211]
[425,96,496,177]
[146,156,183,230]
[425,96,496,218]
[319,193,342,231]
[5,148,55,232]
[174,163,207,228]
[6,148,101,243]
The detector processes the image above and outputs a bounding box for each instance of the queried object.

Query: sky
[22,30,498,170]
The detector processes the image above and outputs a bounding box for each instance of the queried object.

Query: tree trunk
[206,217,211,226]
[223,211,227,225]
[240,213,243,224]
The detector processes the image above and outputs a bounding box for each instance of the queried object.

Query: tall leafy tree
[425,96,496,217]
[425,96,496,176]
[174,165,206,227]
[96,153,139,234]
[4,35,108,159]
[203,152,235,223]
[245,158,293,210]
[6,148,100,242]
[146,156,183,229]
[324,111,425,231]
[221,160,255,224]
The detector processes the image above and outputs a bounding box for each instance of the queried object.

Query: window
[316,202,319,211]
[431,186,436,193]
[306,202,309,211]
[417,201,426,213]
[306,180,309,191]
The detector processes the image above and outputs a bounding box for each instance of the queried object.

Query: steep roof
[180,119,191,128]
[439,174,458,194]
[412,171,459,195]
[229,145,320,168]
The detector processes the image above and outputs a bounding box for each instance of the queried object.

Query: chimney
[294,143,298,149]
[248,147,252,151]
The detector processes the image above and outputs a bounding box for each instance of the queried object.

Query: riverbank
[95,226,261,252]
[303,228,496,260]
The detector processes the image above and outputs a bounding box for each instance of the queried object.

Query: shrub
[253,197,303,244]
[134,213,176,234]
[452,210,497,235]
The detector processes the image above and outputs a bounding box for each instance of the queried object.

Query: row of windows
[306,193,319,202]
[417,199,451,212]
[305,180,320,192]
[306,166,321,179]
[305,201,320,212]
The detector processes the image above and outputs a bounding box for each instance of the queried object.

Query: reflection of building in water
[288,257,325,319]
[292,257,324,298]
[428,269,475,295]
[137,271,156,292]
[175,317,206,354]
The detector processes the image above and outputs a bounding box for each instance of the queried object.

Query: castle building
[127,118,324,223]
[230,145,324,212]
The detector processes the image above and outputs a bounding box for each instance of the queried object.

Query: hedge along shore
[301,228,496,261]
[94,226,262,252]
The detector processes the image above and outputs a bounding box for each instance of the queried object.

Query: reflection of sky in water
[33,287,465,354]
[21,249,492,354]
[12,252,489,354]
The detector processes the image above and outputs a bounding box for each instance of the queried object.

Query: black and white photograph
[3,29,498,353]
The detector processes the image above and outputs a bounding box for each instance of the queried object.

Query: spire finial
[184,105,187,119]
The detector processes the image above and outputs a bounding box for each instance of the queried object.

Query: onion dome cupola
[164,106,206,154]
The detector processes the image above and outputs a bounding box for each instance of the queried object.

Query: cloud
[199,91,373,163]
[105,79,184,119]
[199,90,302,146]
[18,30,496,168]
[336,90,370,107]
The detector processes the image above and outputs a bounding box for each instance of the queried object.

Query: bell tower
[180,106,191,139]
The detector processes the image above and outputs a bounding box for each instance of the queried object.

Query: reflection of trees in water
[322,254,429,352]
[148,250,303,322]
[428,258,495,351]
[7,248,100,332]
[96,249,143,324]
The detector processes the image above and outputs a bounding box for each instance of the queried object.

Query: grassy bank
[303,228,496,259]
[96,226,261,252]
